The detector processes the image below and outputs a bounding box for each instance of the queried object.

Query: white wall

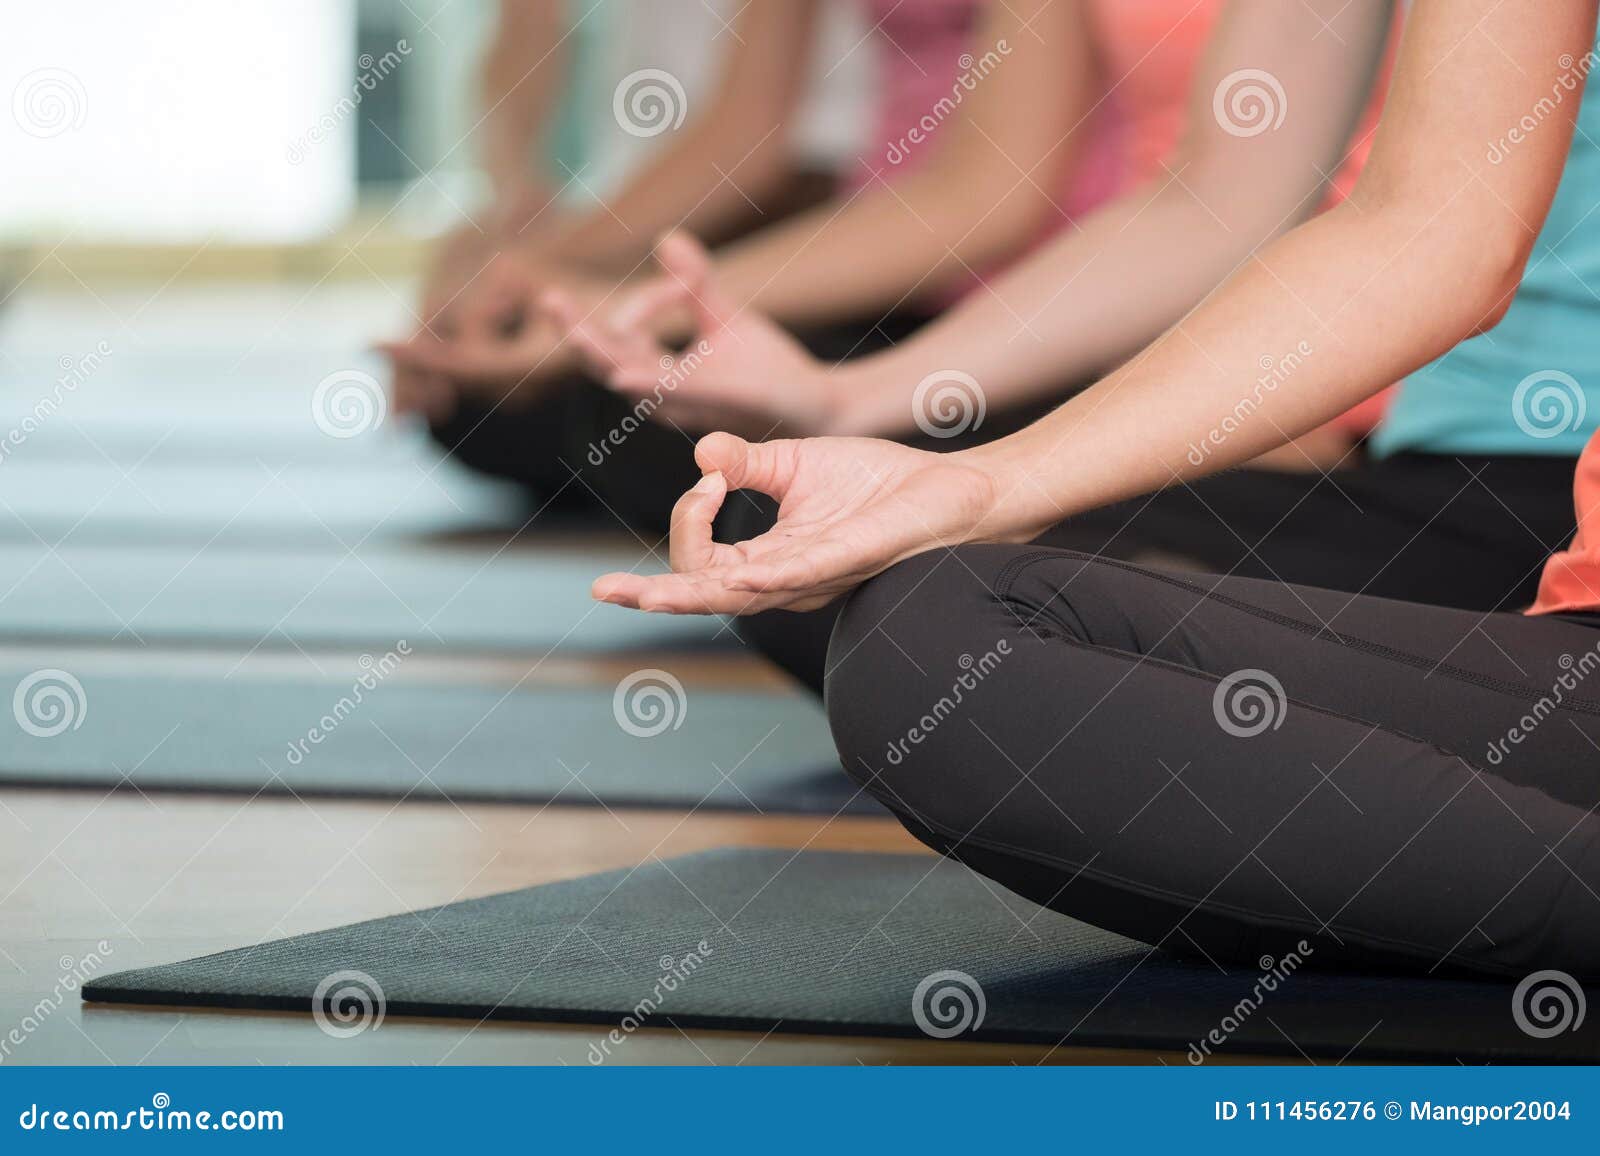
[1,0,357,242]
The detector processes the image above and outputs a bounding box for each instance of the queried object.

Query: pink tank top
[851,0,1122,305]
[1086,0,1393,204]
[856,0,1399,432]
[852,0,1123,227]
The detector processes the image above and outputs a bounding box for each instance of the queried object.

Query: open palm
[592,432,1003,614]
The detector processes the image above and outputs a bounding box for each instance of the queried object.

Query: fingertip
[694,431,745,474]
[538,288,575,325]
[656,228,692,257]
[656,230,709,279]
[591,573,630,603]
[605,371,651,396]
[610,279,684,332]
[378,340,422,367]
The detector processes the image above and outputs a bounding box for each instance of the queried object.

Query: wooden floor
[0,629,1294,1067]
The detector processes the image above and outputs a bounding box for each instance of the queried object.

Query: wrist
[813,359,883,437]
[814,346,928,437]
[951,436,1062,544]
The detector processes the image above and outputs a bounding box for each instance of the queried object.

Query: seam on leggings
[1009,610,1486,774]
[945,549,1579,971]
[962,579,1584,969]
[996,549,1600,719]
[879,797,1530,978]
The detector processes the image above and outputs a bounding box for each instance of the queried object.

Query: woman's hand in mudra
[591,432,1009,615]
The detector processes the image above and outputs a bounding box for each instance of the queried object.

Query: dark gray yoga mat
[82,849,1598,1061]
[1,668,863,813]
[0,541,717,653]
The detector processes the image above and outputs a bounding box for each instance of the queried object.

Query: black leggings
[430,313,991,535]
[824,545,1600,978]
[431,314,1063,536]
[740,452,1580,695]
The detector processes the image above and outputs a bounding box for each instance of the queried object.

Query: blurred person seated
[395,1,1398,539]
[385,0,1129,528]
[390,0,874,419]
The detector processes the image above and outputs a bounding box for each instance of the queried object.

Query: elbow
[1353,168,1540,339]
[1470,286,1517,335]
[1460,228,1537,336]
[1354,189,1537,341]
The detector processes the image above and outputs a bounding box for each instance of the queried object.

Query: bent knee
[827,546,1020,686]
[823,544,1037,790]
[827,543,1113,676]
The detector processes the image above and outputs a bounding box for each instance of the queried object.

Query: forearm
[532,115,794,273]
[530,0,820,274]
[818,0,1404,435]
[826,174,1318,435]
[712,165,1056,328]
[478,2,567,203]
[955,201,1515,541]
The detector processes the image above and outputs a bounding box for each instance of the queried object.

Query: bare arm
[593,0,1600,616]
[477,0,570,219]
[968,0,1592,539]
[829,0,1397,434]
[707,0,1101,328]
[530,1,823,274]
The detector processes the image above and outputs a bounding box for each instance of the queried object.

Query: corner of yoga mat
[81,849,1599,1063]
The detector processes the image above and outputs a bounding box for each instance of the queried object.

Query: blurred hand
[591,431,1006,615]
[381,254,611,417]
[557,232,841,438]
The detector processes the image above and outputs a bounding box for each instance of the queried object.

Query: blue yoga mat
[1,665,864,813]
[0,540,718,653]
